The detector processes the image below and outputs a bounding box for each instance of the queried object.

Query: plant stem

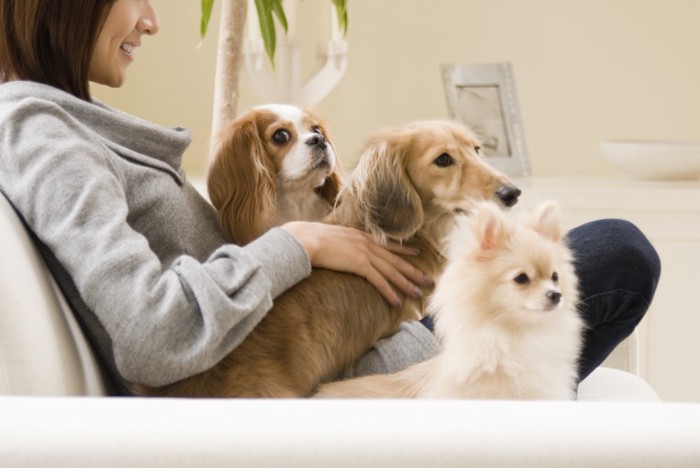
[209,0,248,167]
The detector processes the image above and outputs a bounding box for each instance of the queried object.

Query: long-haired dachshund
[138,120,520,398]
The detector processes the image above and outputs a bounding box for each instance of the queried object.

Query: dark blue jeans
[566,219,661,381]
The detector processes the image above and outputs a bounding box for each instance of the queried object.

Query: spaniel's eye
[311,126,323,135]
[434,153,454,167]
[513,273,530,285]
[272,129,291,145]
[474,145,481,154]
[551,272,559,283]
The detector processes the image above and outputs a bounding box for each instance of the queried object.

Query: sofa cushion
[0,195,107,396]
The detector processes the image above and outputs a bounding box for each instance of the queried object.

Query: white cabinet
[514,177,700,402]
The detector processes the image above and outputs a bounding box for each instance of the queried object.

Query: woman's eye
[272,129,291,145]
[513,273,530,285]
[552,272,559,283]
[433,153,454,167]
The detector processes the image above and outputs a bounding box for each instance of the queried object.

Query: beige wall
[92,0,700,179]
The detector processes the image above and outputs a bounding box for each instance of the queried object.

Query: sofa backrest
[0,194,108,396]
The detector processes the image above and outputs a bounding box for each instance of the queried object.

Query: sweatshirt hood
[0,81,192,182]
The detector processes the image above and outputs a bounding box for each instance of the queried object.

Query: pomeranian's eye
[552,272,559,283]
[474,145,481,154]
[272,129,291,145]
[513,273,530,285]
[434,153,454,167]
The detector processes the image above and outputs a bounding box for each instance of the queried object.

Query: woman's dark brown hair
[0,0,117,100]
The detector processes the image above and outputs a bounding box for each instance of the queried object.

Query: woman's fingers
[281,222,431,307]
[360,267,403,309]
[369,254,422,302]
[375,239,433,289]
[361,242,424,298]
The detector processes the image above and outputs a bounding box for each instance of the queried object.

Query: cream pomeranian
[316,201,583,400]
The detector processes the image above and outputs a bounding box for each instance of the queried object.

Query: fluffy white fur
[316,201,583,400]
[207,104,343,245]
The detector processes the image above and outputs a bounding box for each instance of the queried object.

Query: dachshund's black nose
[306,134,327,150]
[495,185,521,207]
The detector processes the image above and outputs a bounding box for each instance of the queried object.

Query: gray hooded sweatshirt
[0,81,438,394]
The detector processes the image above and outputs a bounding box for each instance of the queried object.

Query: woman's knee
[601,219,661,297]
[567,218,661,303]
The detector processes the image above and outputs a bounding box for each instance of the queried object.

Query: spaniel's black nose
[495,185,521,207]
[307,134,327,150]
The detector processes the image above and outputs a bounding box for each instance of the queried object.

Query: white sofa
[1,193,699,467]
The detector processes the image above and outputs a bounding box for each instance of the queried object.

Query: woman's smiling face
[89,0,159,87]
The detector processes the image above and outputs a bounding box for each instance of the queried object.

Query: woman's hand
[281,221,431,308]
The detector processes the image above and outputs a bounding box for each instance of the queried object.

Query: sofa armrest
[578,367,659,401]
[1,397,698,467]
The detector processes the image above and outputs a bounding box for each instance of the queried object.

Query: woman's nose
[139,1,160,35]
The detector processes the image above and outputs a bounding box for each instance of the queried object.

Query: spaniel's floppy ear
[207,116,277,245]
[352,136,424,242]
[312,117,344,206]
[318,167,343,207]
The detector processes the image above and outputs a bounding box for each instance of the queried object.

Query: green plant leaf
[201,0,216,38]
[330,0,348,36]
[270,0,288,33]
[255,0,277,64]
[199,0,347,65]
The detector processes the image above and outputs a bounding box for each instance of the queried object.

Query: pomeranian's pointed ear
[532,201,563,242]
[473,201,509,251]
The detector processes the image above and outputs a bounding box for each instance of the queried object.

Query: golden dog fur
[137,120,516,398]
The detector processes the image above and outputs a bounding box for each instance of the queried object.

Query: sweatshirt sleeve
[0,102,311,386]
[340,322,442,379]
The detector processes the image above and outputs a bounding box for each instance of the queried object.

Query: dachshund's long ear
[207,117,277,245]
[352,137,424,242]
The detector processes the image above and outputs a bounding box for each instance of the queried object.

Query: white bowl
[600,140,700,181]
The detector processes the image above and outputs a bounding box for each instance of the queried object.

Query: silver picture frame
[441,62,531,177]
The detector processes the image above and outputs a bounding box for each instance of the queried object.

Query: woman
[0,0,660,395]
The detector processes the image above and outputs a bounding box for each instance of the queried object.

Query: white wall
[92,0,700,178]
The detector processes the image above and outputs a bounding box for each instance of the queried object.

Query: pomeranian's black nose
[546,291,562,305]
[495,185,521,207]
[306,134,327,150]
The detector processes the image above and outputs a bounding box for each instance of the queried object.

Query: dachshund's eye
[474,145,481,154]
[513,273,530,285]
[551,272,559,283]
[272,129,291,145]
[434,153,454,167]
